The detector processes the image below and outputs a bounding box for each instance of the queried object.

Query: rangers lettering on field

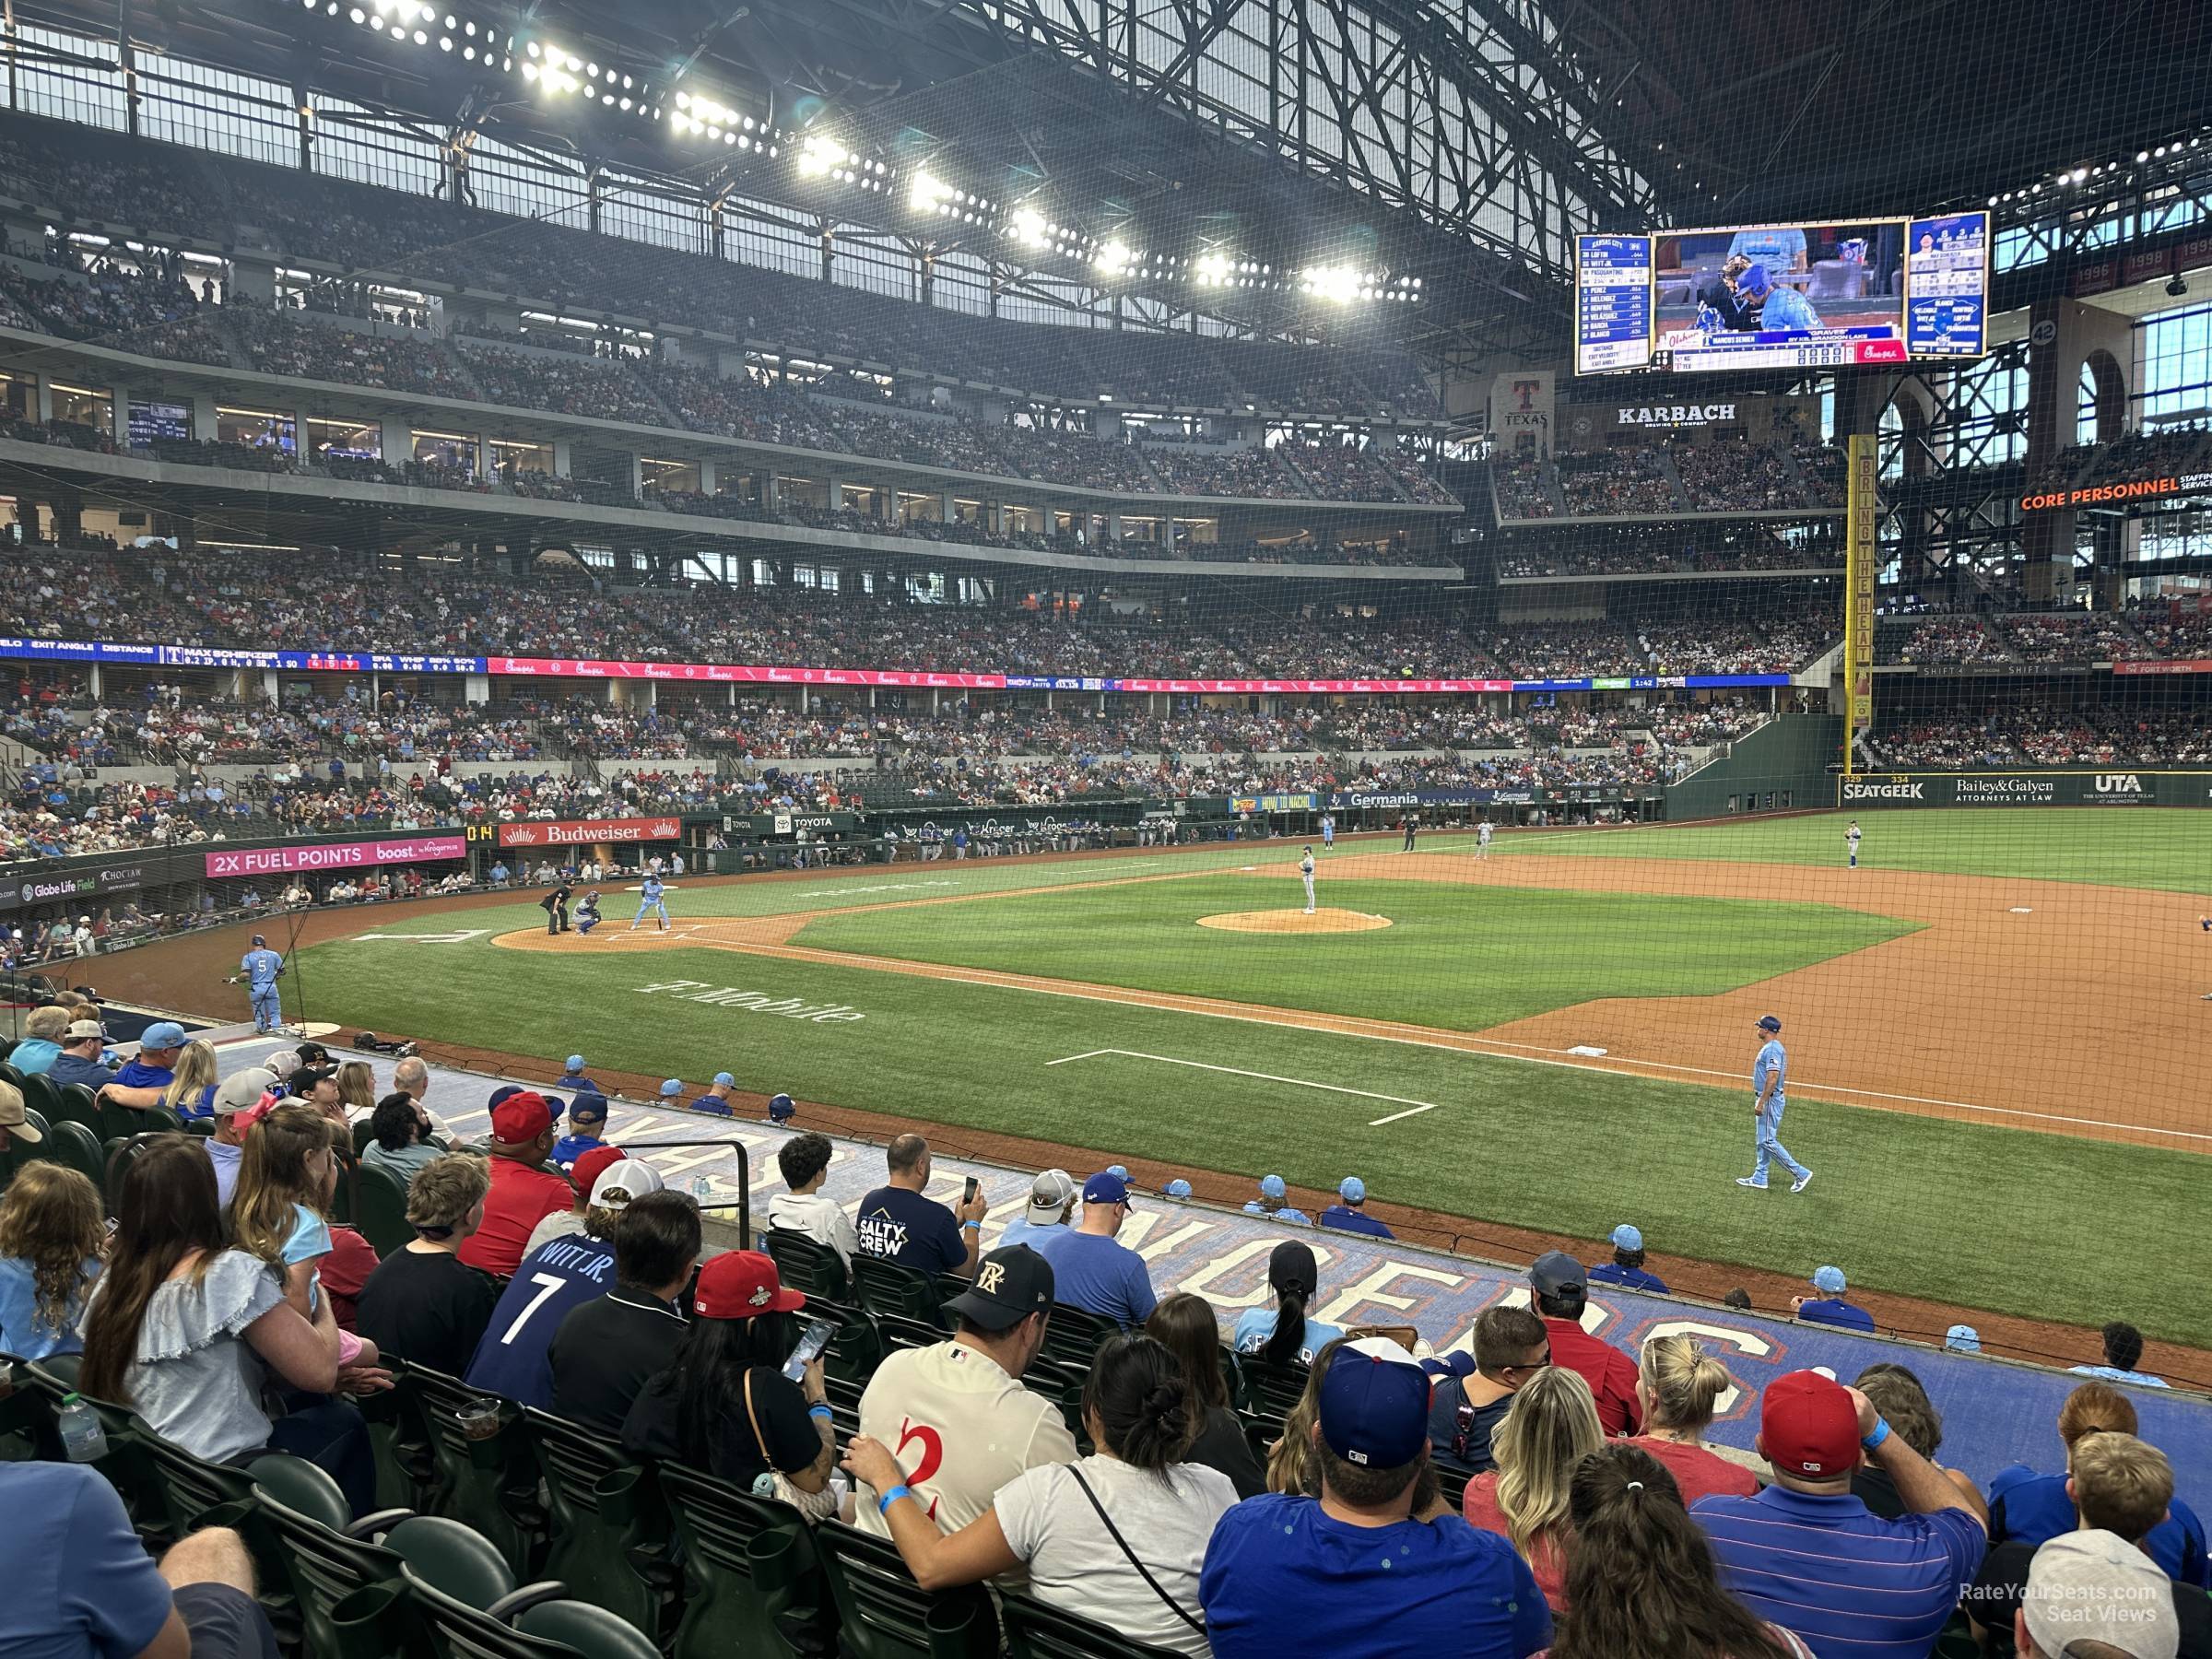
[633,979,866,1022]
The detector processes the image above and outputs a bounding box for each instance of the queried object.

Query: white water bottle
[57,1394,108,1464]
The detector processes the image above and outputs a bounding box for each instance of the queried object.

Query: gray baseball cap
[2022,1530,2180,1659]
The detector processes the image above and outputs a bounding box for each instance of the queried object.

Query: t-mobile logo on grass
[633,980,866,1023]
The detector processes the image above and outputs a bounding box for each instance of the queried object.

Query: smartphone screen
[782,1317,836,1382]
[962,1175,980,1205]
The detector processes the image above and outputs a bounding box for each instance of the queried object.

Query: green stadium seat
[18,1075,77,1132]
[248,1450,360,1533]
[817,1300,886,1384]
[395,1362,549,1578]
[24,1361,162,1534]
[519,1406,675,1637]
[1231,1353,1311,1424]
[873,1312,948,1356]
[388,1513,539,1608]
[249,1489,410,1658]
[0,1109,55,1197]
[762,1227,850,1300]
[356,1160,416,1257]
[851,1256,950,1329]
[1000,1591,1190,1658]
[1037,1302,1115,1371]
[815,1519,999,1659]
[658,1464,828,1659]
[43,1121,109,1203]
[512,1598,666,1659]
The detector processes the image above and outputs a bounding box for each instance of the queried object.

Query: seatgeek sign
[0,636,1790,698]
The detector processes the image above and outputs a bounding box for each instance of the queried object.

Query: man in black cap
[1529,1250,1642,1434]
[850,1245,1078,1576]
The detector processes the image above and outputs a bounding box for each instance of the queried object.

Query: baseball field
[157,809,2212,1349]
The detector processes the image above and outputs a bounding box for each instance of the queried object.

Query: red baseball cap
[571,1145,626,1196]
[694,1251,806,1321]
[489,1089,554,1144]
[1762,1371,1861,1478]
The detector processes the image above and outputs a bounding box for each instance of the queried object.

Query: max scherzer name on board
[634,981,866,1022]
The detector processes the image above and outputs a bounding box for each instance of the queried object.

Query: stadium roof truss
[947,0,1658,277]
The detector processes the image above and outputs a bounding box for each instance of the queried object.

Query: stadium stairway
[152,1021,2212,1498]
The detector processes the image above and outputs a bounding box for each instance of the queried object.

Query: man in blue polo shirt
[1794,1265,1876,1334]
[1031,1171,1157,1328]
[1587,1224,1669,1293]
[1318,1176,1394,1240]
[558,1054,604,1097]
[1203,1336,1550,1659]
[1695,1370,1986,1659]
[45,1019,117,1092]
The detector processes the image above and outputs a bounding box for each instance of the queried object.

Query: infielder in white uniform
[1319,814,1335,848]
[1477,820,1494,858]
[1845,820,1863,868]
[1300,846,1317,914]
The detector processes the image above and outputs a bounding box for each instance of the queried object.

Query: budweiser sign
[497,817,682,848]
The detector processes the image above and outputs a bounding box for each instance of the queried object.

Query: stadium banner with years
[1838,771,2212,808]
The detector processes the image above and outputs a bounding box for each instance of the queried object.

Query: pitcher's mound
[1197,908,1393,935]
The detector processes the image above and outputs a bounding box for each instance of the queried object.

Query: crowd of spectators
[2124,603,2212,662]
[1869,700,2212,767]
[1557,450,1678,517]
[1140,441,1299,499]
[1497,525,1841,579]
[0,122,1460,509]
[1881,615,2008,666]
[1996,612,2144,665]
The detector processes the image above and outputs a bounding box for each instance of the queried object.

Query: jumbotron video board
[1573,212,1989,374]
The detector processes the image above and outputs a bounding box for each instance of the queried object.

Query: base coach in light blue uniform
[631,874,670,931]
[1737,1014,1812,1193]
[240,935,285,1034]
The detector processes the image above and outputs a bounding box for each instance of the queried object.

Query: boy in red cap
[1695,1371,1987,1658]
[458,1090,575,1276]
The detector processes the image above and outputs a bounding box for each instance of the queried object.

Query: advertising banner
[496,817,682,849]
[1838,771,2212,808]
[486,657,1006,689]
[1,859,154,910]
[205,835,467,877]
[1229,794,1318,813]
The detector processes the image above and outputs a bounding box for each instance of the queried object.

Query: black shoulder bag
[1065,1465,1207,1638]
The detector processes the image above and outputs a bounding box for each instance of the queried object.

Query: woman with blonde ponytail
[1627,1334,1760,1502]
[1535,1444,1809,1659]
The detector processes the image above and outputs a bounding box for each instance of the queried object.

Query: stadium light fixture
[1006,206,1048,248]
[796,132,851,178]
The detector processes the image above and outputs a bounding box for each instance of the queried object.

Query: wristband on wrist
[960,1220,982,1230]
[878,1484,912,1515]
[1861,1418,1890,1453]
[808,1404,833,1421]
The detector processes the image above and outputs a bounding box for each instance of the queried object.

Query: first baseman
[237,935,286,1034]
[1300,846,1317,914]
[631,872,670,931]
[1845,820,1863,869]
[1738,1014,1812,1193]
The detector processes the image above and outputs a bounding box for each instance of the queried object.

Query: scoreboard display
[1574,236,1654,374]
[1572,212,1991,374]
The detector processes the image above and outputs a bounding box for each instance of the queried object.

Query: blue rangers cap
[1756,1015,1783,1032]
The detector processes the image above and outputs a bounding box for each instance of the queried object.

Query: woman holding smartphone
[621,1250,837,1501]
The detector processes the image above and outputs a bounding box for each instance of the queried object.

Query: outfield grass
[1500,807,2212,893]
[789,874,1916,1031]
[302,914,2212,1345]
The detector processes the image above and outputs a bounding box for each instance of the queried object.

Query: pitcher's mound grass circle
[1196,908,1393,935]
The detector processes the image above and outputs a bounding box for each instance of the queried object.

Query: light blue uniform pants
[1752,1099,1811,1184]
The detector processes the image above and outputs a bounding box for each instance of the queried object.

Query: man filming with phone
[853,1134,990,1277]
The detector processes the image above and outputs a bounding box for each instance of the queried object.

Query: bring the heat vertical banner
[1843,432,1877,775]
